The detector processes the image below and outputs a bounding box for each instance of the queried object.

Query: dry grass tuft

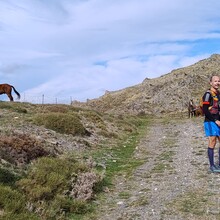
[0,133,53,166]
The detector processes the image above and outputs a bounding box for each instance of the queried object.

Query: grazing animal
[188,99,197,118]
[0,84,20,101]
[195,107,203,117]
[188,99,203,118]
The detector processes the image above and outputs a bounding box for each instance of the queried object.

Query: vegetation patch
[39,104,70,113]
[0,101,28,113]
[0,167,21,187]
[93,117,151,182]
[0,133,53,166]
[118,191,131,199]
[130,195,149,207]
[81,111,104,125]
[159,151,175,162]
[151,163,172,174]
[162,137,177,148]
[167,190,210,217]
[0,184,38,220]
[33,112,87,135]
[0,102,153,219]
[0,156,105,219]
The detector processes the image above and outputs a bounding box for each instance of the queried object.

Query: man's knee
[209,137,217,147]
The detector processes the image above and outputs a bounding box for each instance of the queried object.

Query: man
[203,75,220,173]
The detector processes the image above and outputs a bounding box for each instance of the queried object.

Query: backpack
[199,90,216,113]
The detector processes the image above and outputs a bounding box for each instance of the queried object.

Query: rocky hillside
[72,54,220,115]
[0,102,146,219]
[0,102,139,167]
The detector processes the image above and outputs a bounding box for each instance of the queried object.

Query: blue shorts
[204,121,220,136]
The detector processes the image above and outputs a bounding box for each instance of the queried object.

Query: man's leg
[217,137,220,167]
[208,136,216,168]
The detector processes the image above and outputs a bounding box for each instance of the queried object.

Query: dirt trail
[96,117,220,220]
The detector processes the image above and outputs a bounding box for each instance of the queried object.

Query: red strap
[203,101,210,104]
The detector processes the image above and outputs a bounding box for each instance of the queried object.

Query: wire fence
[1,93,78,105]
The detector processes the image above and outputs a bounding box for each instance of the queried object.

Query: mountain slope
[72,54,220,115]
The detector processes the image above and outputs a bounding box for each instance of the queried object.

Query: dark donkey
[0,83,20,101]
[188,99,196,118]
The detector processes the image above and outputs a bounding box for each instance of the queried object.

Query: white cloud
[0,0,220,103]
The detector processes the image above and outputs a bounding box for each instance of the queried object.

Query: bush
[0,102,28,113]
[1,213,39,220]
[16,156,104,219]
[81,111,103,124]
[0,133,52,166]
[0,185,39,219]
[17,157,88,201]
[0,167,21,186]
[33,113,86,135]
[39,105,69,113]
[0,185,26,213]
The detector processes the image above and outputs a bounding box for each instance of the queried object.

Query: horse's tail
[11,86,20,100]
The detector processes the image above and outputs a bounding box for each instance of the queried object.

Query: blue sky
[1,0,220,103]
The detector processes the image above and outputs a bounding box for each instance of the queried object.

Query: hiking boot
[215,164,220,170]
[209,165,220,173]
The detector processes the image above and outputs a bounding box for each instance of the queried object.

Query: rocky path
[96,117,220,220]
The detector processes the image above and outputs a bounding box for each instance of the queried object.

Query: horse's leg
[7,93,14,101]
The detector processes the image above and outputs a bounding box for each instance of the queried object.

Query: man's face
[210,76,220,89]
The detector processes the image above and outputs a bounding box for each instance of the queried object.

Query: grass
[99,117,151,179]
[79,116,152,219]
[33,112,86,135]
[0,101,28,113]
[151,163,172,174]
[0,184,39,219]
[0,102,152,220]
[159,151,175,162]
[0,167,21,187]
[0,156,104,219]
[148,124,177,175]
[167,190,210,217]
[118,191,131,199]
[130,195,149,207]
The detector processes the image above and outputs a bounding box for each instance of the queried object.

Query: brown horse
[195,107,203,117]
[188,99,203,118]
[0,84,20,101]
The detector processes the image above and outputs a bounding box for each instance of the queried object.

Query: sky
[1,0,220,104]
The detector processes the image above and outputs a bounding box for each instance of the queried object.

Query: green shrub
[69,199,91,214]
[15,108,28,113]
[1,213,39,220]
[40,105,69,113]
[81,111,103,124]
[33,112,86,135]
[0,185,26,213]
[16,156,103,219]
[0,102,27,113]
[50,196,89,215]
[97,130,118,138]
[0,167,20,186]
[17,157,88,201]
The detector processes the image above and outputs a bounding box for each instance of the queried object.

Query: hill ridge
[72,54,220,115]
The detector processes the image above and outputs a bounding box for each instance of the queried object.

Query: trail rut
[96,117,220,220]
